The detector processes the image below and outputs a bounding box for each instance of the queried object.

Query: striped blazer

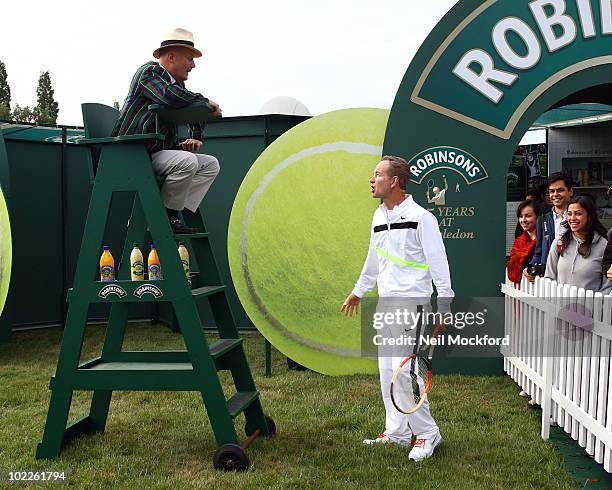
[112,61,208,152]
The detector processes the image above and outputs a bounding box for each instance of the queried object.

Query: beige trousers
[150,150,220,212]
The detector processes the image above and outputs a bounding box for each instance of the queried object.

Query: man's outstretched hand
[340,293,361,317]
[208,99,222,117]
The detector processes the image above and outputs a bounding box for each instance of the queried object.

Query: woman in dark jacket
[508,200,540,284]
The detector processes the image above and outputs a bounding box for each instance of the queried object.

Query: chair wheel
[245,414,277,437]
[213,443,250,472]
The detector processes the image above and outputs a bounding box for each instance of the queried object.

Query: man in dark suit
[525,172,573,281]
[113,28,222,234]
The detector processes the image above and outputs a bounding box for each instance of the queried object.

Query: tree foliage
[36,71,59,125]
[0,104,10,120]
[11,104,37,124]
[0,60,11,120]
[0,65,61,125]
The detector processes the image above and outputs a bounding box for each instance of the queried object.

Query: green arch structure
[384,0,612,373]
[0,130,12,341]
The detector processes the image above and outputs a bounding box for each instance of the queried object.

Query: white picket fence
[501,274,612,472]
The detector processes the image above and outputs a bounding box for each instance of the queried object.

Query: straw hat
[153,28,202,59]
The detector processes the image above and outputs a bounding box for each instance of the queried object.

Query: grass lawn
[0,324,575,489]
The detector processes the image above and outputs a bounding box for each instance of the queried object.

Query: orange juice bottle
[148,243,162,280]
[99,246,115,281]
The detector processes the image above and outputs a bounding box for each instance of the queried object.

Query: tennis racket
[390,344,435,414]
[426,179,435,191]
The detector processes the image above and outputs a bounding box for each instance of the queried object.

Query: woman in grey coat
[545,196,612,294]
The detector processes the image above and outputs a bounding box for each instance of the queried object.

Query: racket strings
[391,356,431,413]
[409,357,429,403]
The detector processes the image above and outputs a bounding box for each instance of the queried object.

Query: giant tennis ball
[0,184,11,316]
[228,108,389,375]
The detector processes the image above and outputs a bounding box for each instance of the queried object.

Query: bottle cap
[133,243,139,248]
[103,246,109,250]
[178,241,185,246]
[150,243,155,249]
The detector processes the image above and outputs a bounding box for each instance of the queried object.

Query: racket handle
[427,343,436,360]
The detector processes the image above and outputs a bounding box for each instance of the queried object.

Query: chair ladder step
[227,391,259,419]
[173,232,209,240]
[191,285,226,298]
[209,338,242,359]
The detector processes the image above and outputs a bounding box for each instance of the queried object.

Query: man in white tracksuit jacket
[341,155,454,462]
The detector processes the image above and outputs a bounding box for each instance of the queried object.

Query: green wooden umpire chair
[35,102,275,471]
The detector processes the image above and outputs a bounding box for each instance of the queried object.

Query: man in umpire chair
[341,155,454,461]
[113,28,222,234]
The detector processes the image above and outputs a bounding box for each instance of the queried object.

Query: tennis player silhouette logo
[426,175,449,206]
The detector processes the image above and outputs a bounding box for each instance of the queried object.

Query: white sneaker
[363,433,391,445]
[409,432,443,461]
[363,433,411,447]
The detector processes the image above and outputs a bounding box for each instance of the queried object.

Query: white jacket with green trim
[352,195,454,309]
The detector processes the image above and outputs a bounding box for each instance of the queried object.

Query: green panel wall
[1,115,307,336]
[0,131,12,341]
[5,140,64,325]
